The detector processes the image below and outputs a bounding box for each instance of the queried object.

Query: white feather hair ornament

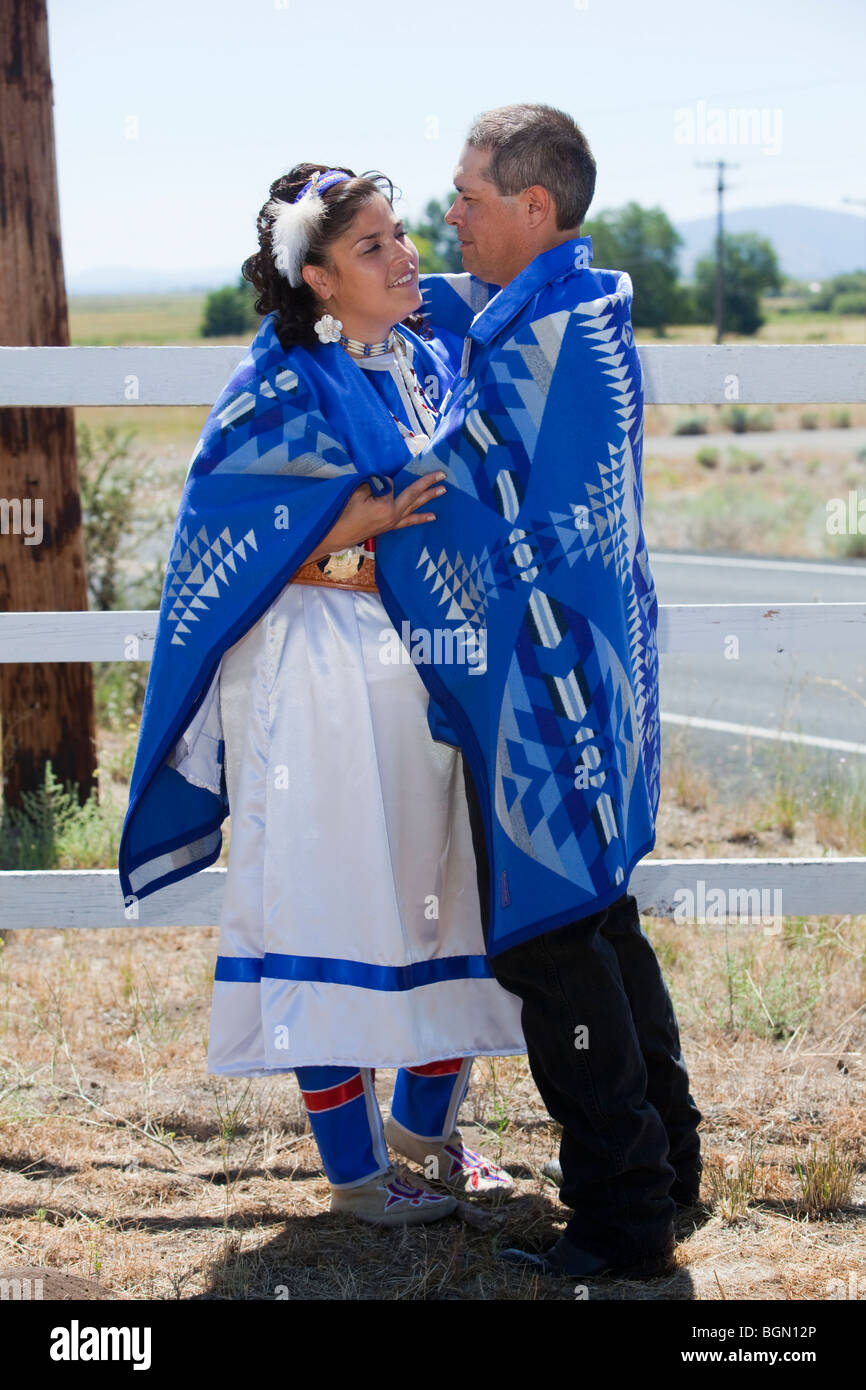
[266,191,329,290]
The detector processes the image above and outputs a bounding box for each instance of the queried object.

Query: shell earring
[314,313,343,344]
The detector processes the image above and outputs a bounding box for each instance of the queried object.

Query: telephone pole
[696,159,739,343]
[0,0,96,810]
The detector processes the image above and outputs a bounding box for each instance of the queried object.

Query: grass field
[68,294,214,346]
[67,291,866,348]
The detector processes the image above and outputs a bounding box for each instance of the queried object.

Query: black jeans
[462,759,702,1261]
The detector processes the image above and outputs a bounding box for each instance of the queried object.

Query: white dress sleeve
[165,665,224,797]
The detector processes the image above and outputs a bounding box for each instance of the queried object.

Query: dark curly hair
[242,163,430,350]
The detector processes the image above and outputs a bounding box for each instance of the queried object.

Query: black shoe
[497,1230,676,1280]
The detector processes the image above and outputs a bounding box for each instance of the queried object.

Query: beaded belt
[292,540,378,593]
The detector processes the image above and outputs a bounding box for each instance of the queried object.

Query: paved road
[644,427,866,458]
[652,551,866,804]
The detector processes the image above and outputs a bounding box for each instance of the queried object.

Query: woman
[152,164,526,1226]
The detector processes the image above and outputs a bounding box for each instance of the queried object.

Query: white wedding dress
[173,338,526,1073]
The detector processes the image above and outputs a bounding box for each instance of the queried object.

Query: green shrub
[746,408,775,432]
[673,414,708,436]
[78,422,171,729]
[696,446,719,469]
[201,278,258,338]
[721,404,750,433]
[721,405,774,433]
[726,447,763,472]
[807,271,866,312]
[78,423,170,614]
[830,290,866,316]
[94,660,150,734]
[0,761,119,871]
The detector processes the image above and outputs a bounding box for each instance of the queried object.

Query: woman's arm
[297,470,447,566]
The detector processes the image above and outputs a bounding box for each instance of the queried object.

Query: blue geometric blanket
[118,317,452,907]
[374,237,661,954]
[120,237,660,961]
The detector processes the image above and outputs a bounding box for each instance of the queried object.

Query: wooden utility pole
[696,159,739,344]
[0,0,96,809]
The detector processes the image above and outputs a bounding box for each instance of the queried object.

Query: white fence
[1,343,865,930]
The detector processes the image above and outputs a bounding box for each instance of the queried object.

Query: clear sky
[46,0,865,277]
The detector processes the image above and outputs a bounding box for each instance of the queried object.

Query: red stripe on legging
[405,1058,464,1077]
[301,1073,365,1112]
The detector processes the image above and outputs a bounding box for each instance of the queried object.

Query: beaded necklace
[339,331,394,357]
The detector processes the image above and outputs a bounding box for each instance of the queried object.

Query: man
[373,103,702,1278]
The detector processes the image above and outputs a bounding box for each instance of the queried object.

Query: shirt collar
[467,235,593,347]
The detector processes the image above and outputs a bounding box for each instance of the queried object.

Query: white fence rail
[1,341,864,929]
[0,603,864,664]
[1,860,862,931]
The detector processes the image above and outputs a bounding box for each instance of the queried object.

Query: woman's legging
[295,1057,473,1188]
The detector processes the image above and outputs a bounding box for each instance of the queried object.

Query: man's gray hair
[465,103,596,230]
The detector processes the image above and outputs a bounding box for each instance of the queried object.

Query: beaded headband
[266,168,353,289]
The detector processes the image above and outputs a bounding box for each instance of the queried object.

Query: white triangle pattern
[164,522,258,647]
[415,543,497,630]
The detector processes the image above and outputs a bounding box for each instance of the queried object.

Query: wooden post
[0,0,96,809]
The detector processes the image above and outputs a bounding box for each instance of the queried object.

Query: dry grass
[1,729,864,1301]
[0,926,862,1301]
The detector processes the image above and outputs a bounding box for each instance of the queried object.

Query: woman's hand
[302,472,447,565]
[341,471,448,540]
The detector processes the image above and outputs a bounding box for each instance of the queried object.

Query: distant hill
[673,205,866,282]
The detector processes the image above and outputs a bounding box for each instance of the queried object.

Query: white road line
[651,552,866,578]
[660,711,866,755]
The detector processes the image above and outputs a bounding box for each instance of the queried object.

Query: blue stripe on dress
[214,953,493,990]
[214,955,263,983]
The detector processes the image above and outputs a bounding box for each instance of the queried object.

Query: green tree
[808,271,866,313]
[694,233,783,336]
[201,275,258,338]
[582,203,683,333]
[406,197,463,273]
